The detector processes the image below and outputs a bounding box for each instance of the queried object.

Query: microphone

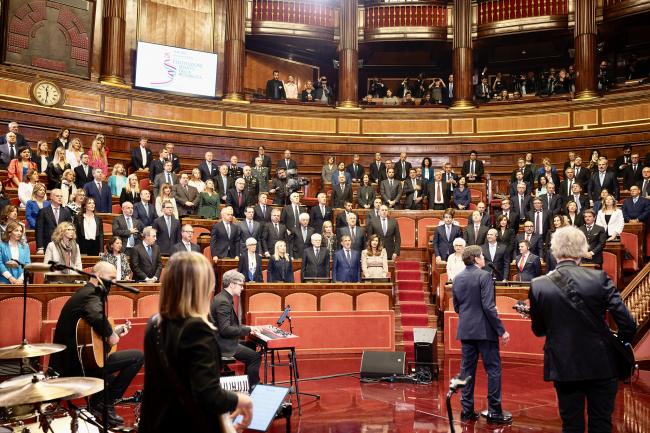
[449,375,472,391]
[5,260,54,272]
[277,305,291,326]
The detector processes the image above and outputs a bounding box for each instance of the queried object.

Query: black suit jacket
[276,159,298,175]
[238,220,264,253]
[262,222,290,256]
[335,210,360,229]
[309,205,333,231]
[131,146,152,171]
[563,194,589,214]
[226,188,249,219]
[366,217,401,258]
[280,204,307,231]
[511,194,532,220]
[198,161,220,182]
[170,242,201,255]
[210,221,241,259]
[35,205,73,249]
[266,79,286,100]
[461,159,485,181]
[481,243,510,281]
[515,232,543,257]
[210,290,251,356]
[589,171,620,200]
[112,215,145,251]
[623,164,643,190]
[301,247,330,282]
[149,159,167,182]
[579,224,608,265]
[463,224,489,246]
[238,253,263,282]
[514,253,542,282]
[529,261,636,381]
[253,204,272,223]
[267,256,294,282]
[369,162,386,183]
[433,224,463,261]
[394,161,412,181]
[495,210,520,231]
[133,202,156,227]
[291,226,315,258]
[527,209,551,237]
[402,178,425,209]
[426,181,450,209]
[73,164,93,189]
[539,193,563,216]
[214,175,232,199]
[152,216,181,256]
[573,167,590,187]
[332,184,353,208]
[131,242,163,281]
[337,226,366,251]
[346,163,364,182]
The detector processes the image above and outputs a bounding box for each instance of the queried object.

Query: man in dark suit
[623,152,643,190]
[253,193,272,223]
[474,77,491,103]
[281,192,306,232]
[346,154,364,183]
[453,245,511,424]
[269,169,289,206]
[366,198,384,225]
[227,155,243,184]
[210,206,241,261]
[173,173,199,217]
[579,209,608,265]
[148,148,169,182]
[461,150,484,183]
[74,154,93,188]
[112,202,144,254]
[614,144,632,176]
[559,167,578,198]
[335,201,360,229]
[509,171,532,197]
[131,227,163,282]
[0,122,28,149]
[529,226,636,433]
[589,159,619,201]
[133,190,156,227]
[290,213,314,258]
[495,198,519,232]
[251,145,272,174]
[394,152,412,182]
[511,183,532,223]
[510,158,535,186]
[332,174,353,208]
[241,166,259,206]
[170,224,201,255]
[210,269,264,387]
[640,167,650,198]
[565,183,589,214]
[482,229,511,282]
[332,235,361,283]
[380,168,402,209]
[83,168,112,214]
[301,234,330,282]
[152,201,181,256]
[434,211,463,262]
[442,163,459,194]
[539,183,563,216]
[198,151,219,181]
[35,189,73,253]
[266,70,286,100]
[403,168,425,210]
[276,150,298,177]
[152,161,178,199]
[369,152,385,184]
[226,178,249,219]
[622,186,650,222]
[513,240,542,282]
[572,156,589,187]
[164,143,181,174]
[262,208,290,258]
[238,206,264,253]
[238,238,263,282]
[464,211,489,247]
[215,164,232,203]
[528,198,551,239]
[427,172,450,210]
[309,192,333,231]
[337,213,365,251]
[130,137,152,172]
[366,205,401,260]
[516,221,543,257]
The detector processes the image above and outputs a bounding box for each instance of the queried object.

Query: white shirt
[140,146,148,167]
[115,254,123,281]
[83,214,97,240]
[284,82,298,99]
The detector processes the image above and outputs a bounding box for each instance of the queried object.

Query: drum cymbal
[0,373,46,390]
[0,343,66,360]
[0,377,103,407]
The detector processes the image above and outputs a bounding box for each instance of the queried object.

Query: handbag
[547,271,636,380]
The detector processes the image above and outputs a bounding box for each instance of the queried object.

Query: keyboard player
[210,269,270,388]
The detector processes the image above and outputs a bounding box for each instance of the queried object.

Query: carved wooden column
[99,0,126,85]
[451,0,474,109]
[338,0,359,108]
[574,0,597,99]
[224,0,246,102]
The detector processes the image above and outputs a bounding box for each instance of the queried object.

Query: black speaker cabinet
[360,351,406,378]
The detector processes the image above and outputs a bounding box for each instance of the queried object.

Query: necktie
[166,216,171,237]
[575,168,580,177]
[96,182,101,192]
[600,172,605,186]
[413,180,418,199]
[126,217,134,247]
[587,225,592,235]
[474,226,479,243]
[446,225,451,241]
[525,234,530,242]
[143,204,149,217]
[315,248,319,257]
[146,245,152,260]
[341,184,344,192]
[9,145,15,161]
[346,250,351,263]
[436,182,442,203]
[53,207,59,224]
[248,220,253,234]
[471,161,474,175]
[518,255,526,272]
[294,206,299,226]
[382,219,387,236]
[568,180,573,195]
[389,180,393,188]
[238,192,242,206]
[644,180,648,195]
[166,173,171,184]
[634,164,637,172]
[225,222,230,238]
[185,185,189,194]
[519,196,523,213]
[321,205,325,217]
[302,228,307,242]
[350,227,355,242]
[535,211,542,235]
[274,223,279,235]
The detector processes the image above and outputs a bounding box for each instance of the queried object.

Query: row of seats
[247,291,390,313]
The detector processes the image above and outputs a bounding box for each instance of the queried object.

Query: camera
[287,177,310,192]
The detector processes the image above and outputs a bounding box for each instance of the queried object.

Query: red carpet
[395,260,433,361]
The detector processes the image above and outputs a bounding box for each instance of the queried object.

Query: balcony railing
[252,0,337,28]
[364,3,447,28]
[478,0,568,25]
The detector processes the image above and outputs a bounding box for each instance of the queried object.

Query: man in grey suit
[366,205,401,260]
[301,234,330,282]
[152,160,178,198]
[112,201,144,254]
[173,173,199,216]
[0,131,19,169]
[238,206,264,254]
[332,236,361,283]
[291,213,314,258]
[402,168,425,210]
[380,168,402,209]
[131,227,163,282]
[464,211,489,246]
[453,245,511,424]
[337,213,365,251]
[481,229,510,282]
[529,226,636,433]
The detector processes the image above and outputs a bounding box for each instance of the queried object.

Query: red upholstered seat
[137,294,160,318]
[103,222,112,236]
[293,269,301,282]
[139,178,150,190]
[320,292,353,311]
[620,232,639,272]
[248,293,282,312]
[262,269,267,282]
[203,246,212,261]
[0,297,42,346]
[455,217,468,227]
[396,217,416,248]
[285,293,317,311]
[602,252,618,286]
[356,292,389,311]
[28,240,37,254]
[47,296,71,321]
[107,294,134,318]
[417,217,440,248]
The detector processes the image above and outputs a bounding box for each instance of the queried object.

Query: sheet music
[234,385,289,431]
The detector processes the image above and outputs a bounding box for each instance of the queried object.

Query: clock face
[33,81,61,106]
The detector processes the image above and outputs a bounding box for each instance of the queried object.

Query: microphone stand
[49,262,139,433]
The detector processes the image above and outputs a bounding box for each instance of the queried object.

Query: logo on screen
[151,52,177,85]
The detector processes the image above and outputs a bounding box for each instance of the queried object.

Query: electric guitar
[76,318,131,370]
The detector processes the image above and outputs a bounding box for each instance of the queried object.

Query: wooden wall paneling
[0,77,31,100]
[601,102,650,125]
[476,112,570,133]
[225,111,247,128]
[63,89,101,111]
[451,118,474,134]
[104,96,129,115]
[574,109,599,128]
[244,51,317,96]
[250,113,336,134]
[361,119,449,135]
[131,100,223,125]
[338,118,360,134]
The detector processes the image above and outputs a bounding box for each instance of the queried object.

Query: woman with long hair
[156,183,179,218]
[267,240,294,282]
[189,168,206,193]
[596,195,625,241]
[357,174,376,209]
[120,174,141,205]
[564,200,583,226]
[0,205,26,242]
[44,221,82,273]
[197,179,220,219]
[75,197,104,255]
[0,221,31,284]
[534,175,548,197]
[138,252,252,433]
[46,146,71,189]
[99,236,132,281]
[52,127,70,153]
[18,168,40,208]
[421,157,434,184]
[35,141,51,174]
[361,234,388,279]
[87,138,108,174]
[321,156,336,187]
[453,176,470,210]
[66,188,86,216]
[60,168,77,205]
[495,214,516,257]
[7,147,36,187]
[588,149,601,174]
[64,137,83,169]
[25,183,48,229]
[109,163,128,197]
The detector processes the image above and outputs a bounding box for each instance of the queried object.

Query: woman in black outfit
[46,146,70,189]
[75,197,104,255]
[139,252,252,433]
[495,214,516,258]
[51,127,70,155]
[267,240,294,282]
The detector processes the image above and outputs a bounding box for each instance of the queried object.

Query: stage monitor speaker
[413,328,438,377]
[360,351,406,379]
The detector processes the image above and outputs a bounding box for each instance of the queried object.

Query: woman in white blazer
[595,195,625,241]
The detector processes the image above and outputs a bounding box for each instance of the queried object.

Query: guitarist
[50,262,144,427]
[529,226,636,433]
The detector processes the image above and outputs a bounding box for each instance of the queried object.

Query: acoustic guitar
[76,318,131,370]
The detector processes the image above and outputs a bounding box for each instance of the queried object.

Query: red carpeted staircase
[394,260,436,362]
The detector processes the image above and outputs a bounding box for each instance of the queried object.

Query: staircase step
[397,281,425,291]
[396,270,422,281]
[400,314,430,327]
[399,302,428,315]
[395,261,421,271]
[398,291,425,302]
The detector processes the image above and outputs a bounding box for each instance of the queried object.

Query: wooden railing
[364,3,447,28]
[621,262,650,345]
[478,0,568,24]
[252,0,337,27]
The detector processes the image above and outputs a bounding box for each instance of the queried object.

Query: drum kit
[0,343,103,433]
